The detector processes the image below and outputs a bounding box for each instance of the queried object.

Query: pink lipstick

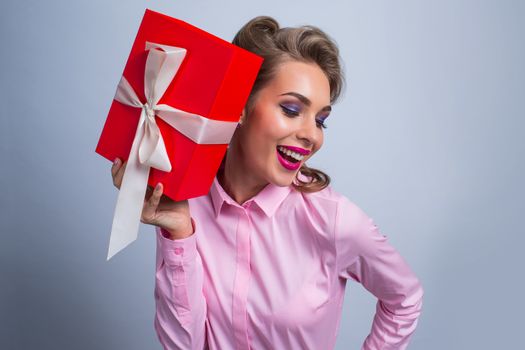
[276,149,301,170]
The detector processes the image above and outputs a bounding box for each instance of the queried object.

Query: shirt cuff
[156,218,197,267]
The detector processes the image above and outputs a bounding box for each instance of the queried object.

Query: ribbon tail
[107,112,150,260]
[142,131,171,171]
[138,116,172,172]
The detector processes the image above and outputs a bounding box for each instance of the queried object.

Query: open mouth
[276,146,304,171]
[276,146,304,163]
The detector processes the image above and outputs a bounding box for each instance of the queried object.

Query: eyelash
[280,105,328,129]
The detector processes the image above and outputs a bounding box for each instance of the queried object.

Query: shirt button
[174,247,184,255]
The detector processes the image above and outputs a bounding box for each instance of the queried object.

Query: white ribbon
[107,42,238,260]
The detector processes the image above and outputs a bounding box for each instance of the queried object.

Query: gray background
[1,0,523,349]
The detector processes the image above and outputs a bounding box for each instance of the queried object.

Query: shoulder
[326,190,386,262]
[293,177,377,243]
[288,182,382,265]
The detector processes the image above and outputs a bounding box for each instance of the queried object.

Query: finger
[113,160,127,189]
[145,185,154,200]
[111,158,121,178]
[142,183,163,224]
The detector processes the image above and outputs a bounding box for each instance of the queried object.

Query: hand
[111,158,194,240]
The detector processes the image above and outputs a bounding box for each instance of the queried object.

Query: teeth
[278,146,304,161]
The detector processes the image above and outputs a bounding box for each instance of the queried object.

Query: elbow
[400,278,424,315]
[385,277,423,318]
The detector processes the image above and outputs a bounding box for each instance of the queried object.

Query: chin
[270,169,298,187]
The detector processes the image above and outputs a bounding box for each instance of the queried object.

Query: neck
[218,137,268,206]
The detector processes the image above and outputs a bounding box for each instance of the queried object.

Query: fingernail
[155,183,161,190]
[114,158,120,165]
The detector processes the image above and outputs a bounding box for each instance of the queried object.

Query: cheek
[318,133,324,148]
[241,124,275,160]
[253,109,290,142]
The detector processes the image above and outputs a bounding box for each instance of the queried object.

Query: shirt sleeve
[335,196,424,350]
[154,218,207,350]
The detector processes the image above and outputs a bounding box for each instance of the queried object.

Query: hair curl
[232,16,344,193]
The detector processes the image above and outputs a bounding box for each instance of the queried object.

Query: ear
[239,107,247,125]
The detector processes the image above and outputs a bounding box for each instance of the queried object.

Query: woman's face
[236,60,332,187]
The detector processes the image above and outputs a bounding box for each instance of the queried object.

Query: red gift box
[96,9,262,200]
[96,9,262,259]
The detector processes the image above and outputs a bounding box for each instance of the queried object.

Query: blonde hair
[232,16,344,193]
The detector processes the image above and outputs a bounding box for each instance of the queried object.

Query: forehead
[266,60,331,106]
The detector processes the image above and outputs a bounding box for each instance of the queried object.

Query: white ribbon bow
[107,42,238,260]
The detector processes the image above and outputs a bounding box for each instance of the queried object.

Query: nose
[296,115,320,148]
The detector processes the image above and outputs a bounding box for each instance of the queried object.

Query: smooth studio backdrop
[1,0,523,349]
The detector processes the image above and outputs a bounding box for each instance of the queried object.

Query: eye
[316,119,328,129]
[280,104,300,117]
[316,116,328,129]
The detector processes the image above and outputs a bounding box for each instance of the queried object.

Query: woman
[111,16,423,350]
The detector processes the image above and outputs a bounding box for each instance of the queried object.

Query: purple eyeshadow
[281,103,301,113]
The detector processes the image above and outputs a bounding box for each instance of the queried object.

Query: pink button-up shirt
[153,175,424,350]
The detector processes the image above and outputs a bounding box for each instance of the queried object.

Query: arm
[109,161,206,348]
[335,197,424,350]
[154,219,207,350]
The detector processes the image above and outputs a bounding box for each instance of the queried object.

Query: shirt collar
[209,175,292,218]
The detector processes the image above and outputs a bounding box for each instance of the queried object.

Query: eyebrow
[279,92,332,112]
